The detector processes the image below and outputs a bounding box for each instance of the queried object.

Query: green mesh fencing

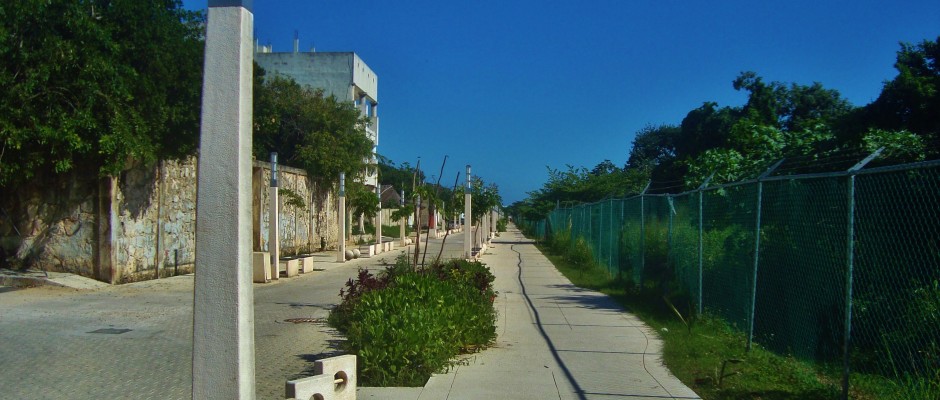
[531,159,940,395]
[699,184,759,330]
[644,195,675,287]
[853,166,940,380]
[668,193,701,310]
[756,177,848,360]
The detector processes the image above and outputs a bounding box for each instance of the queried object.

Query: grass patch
[535,242,914,400]
[328,255,497,386]
[381,223,411,238]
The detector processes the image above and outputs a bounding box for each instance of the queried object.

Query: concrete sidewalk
[359,227,700,400]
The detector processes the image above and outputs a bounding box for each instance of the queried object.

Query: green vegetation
[381,223,411,238]
[253,67,374,190]
[0,0,205,187]
[328,256,497,386]
[508,36,939,219]
[533,238,927,400]
[0,1,377,194]
[496,218,508,232]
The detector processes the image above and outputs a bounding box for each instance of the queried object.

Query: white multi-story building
[255,44,379,187]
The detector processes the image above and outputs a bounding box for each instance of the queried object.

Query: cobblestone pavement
[0,247,414,399]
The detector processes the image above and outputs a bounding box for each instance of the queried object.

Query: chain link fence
[518,158,940,397]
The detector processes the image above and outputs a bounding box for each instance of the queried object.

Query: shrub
[328,256,497,386]
[550,229,572,255]
[496,218,508,232]
[569,236,594,268]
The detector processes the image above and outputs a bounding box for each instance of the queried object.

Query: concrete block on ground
[360,244,375,257]
[300,256,314,273]
[286,355,356,400]
[253,252,270,283]
[279,259,298,278]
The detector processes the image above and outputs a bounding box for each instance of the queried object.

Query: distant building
[255,43,379,187]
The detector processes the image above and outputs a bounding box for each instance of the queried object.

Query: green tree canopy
[856,37,939,140]
[0,0,204,187]
[253,68,374,189]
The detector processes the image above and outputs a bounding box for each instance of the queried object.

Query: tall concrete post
[399,189,406,246]
[492,209,499,237]
[337,173,346,262]
[268,152,279,280]
[193,1,255,398]
[464,165,472,259]
[375,184,382,247]
[493,209,497,237]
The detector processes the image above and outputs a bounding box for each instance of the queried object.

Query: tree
[252,70,374,189]
[861,37,940,139]
[0,0,205,187]
[345,181,379,228]
[676,102,738,160]
[626,124,680,172]
[377,155,424,188]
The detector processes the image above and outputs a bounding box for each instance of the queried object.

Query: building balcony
[364,116,379,145]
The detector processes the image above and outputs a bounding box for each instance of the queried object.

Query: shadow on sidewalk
[510,243,589,400]
[291,338,347,381]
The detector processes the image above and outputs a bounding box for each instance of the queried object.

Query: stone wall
[0,157,339,283]
[112,158,199,282]
[0,169,99,278]
[252,161,338,257]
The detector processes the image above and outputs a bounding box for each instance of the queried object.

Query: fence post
[841,149,882,399]
[747,159,784,351]
[697,174,713,317]
[638,181,651,285]
[609,198,614,273]
[666,196,676,284]
[619,198,625,280]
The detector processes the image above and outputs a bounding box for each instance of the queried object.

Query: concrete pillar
[399,189,407,246]
[375,185,382,247]
[337,173,346,262]
[193,1,256,398]
[268,153,279,280]
[464,165,472,259]
[347,206,353,241]
[492,209,499,238]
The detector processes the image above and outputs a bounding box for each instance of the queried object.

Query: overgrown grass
[328,255,497,386]
[535,242,916,400]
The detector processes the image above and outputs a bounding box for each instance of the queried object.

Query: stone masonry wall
[253,161,338,257]
[1,157,339,283]
[0,170,99,278]
[112,157,199,282]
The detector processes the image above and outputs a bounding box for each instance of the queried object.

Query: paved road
[0,245,420,399]
[1,227,698,399]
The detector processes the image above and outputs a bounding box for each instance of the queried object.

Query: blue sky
[183,0,939,204]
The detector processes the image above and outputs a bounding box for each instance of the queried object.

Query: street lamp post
[268,152,279,280]
[375,184,382,250]
[337,173,346,262]
[464,165,472,259]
